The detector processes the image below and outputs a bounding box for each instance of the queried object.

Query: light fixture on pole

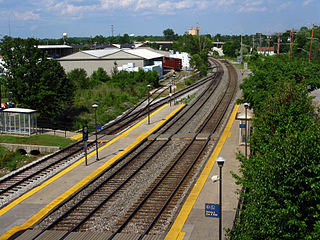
[147,84,151,125]
[173,72,176,105]
[244,103,249,159]
[216,156,226,240]
[92,104,99,160]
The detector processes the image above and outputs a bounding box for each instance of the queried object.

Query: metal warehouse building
[58,48,164,76]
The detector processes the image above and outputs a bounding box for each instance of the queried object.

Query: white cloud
[237,6,267,13]
[100,0,136,9]
[303,0,314,6]
[14,11,40,20]
[61,4,96,15]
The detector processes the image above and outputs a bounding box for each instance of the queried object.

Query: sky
[0,0,319,39]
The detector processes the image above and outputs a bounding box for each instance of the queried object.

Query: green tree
[91,67,111,83]
[0,37,74,121]
[222,40,240,57]
[67,68,90,89]
[163,28,178,41]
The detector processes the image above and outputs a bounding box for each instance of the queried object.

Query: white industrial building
[58,48,164,76]
[170,52,191,70]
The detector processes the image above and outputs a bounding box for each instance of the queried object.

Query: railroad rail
[0,61,219,209]
[26,59,239,240]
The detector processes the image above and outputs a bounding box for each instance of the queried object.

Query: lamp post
[216,156,226,240]
[173,72,176,105]
[147,84,151,125]
[92,104,98,160]
[244,103,249,159]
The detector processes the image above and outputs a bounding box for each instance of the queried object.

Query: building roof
[82,49,120,58]
[257,47,274,52]
[138,47,171,57]
[59,48,164,60]
[2,108,37,113]
[123,49,164,59]
[38,45,73,49]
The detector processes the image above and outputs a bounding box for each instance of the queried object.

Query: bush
[230,56,320,239]
[0,146,30,171]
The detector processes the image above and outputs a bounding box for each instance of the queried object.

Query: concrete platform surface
[165,104,245,240]
[0,104,183,239]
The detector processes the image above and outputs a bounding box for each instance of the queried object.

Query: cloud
[303,0,314,6]
[61,4,96,15]
[237,6,267,13]
[100,0,136,9]
[14,11,40,20]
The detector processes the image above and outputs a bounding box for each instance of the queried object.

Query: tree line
[230,55,320,239]
[0,37,159,130]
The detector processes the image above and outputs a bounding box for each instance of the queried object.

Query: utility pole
[309,24,315,62]
[111,24,114,37]
[289,30,293,59]
[267,31,270,49]
[240,35,243,64]
[277,33,281,55]
[252,35,255,51]
[259,33,262,48]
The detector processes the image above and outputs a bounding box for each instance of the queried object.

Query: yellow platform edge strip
[165,104,239,240]
[70,133,82,140]
[0,104,168,217]
[1,104,185,240]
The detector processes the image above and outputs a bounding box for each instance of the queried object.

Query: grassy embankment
[0,134,76,176]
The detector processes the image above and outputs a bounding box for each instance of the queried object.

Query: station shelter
[235,109,254,145]
[0,108,37,136]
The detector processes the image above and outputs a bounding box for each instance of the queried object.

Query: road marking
[164,104,239,240]
[1,104,185,240]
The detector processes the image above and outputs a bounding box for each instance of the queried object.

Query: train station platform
[0,104,184,239]
[1,66,246,239]
[165,104,246,240]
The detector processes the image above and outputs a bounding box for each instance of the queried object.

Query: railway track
[0,61,219,209]
[27,59,238,239]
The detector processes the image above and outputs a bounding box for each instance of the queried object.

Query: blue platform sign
[205,203,219,218]
[97,125,102,130]
[239,123,246,129]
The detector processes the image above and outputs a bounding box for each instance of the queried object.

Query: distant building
[188,23,200,36]
[170,52,191,70]
[38,45,73,59]
[257,47,275,56]
[58,48,164,76]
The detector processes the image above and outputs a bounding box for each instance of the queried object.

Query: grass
[0,134,76,148]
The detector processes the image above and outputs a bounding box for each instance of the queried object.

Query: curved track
[0,61,220,209]
[29,59,239,240]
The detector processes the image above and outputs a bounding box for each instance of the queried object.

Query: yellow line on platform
[70,133,82,140]
[164,104,239,240]
[1,104,185,240]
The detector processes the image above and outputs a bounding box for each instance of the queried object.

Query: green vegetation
[0,37,74,122]
[230,55,320,239]
[68,67,160,130]
[179,93,196,104]
[0,134,76,148]
[0,145,30,172]
[173,34,213,76]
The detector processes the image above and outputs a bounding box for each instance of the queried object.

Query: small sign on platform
[97,125,102,130]
[239,123,246,129]
[205,203,219,218]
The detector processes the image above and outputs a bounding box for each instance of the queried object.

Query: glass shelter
[0,108,37,136]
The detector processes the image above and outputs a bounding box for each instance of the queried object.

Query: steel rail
[30,105,188,239]
[31,62,221,239]
[110,60,235,239]
[138,60,238,238]
[28,61,222,240]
